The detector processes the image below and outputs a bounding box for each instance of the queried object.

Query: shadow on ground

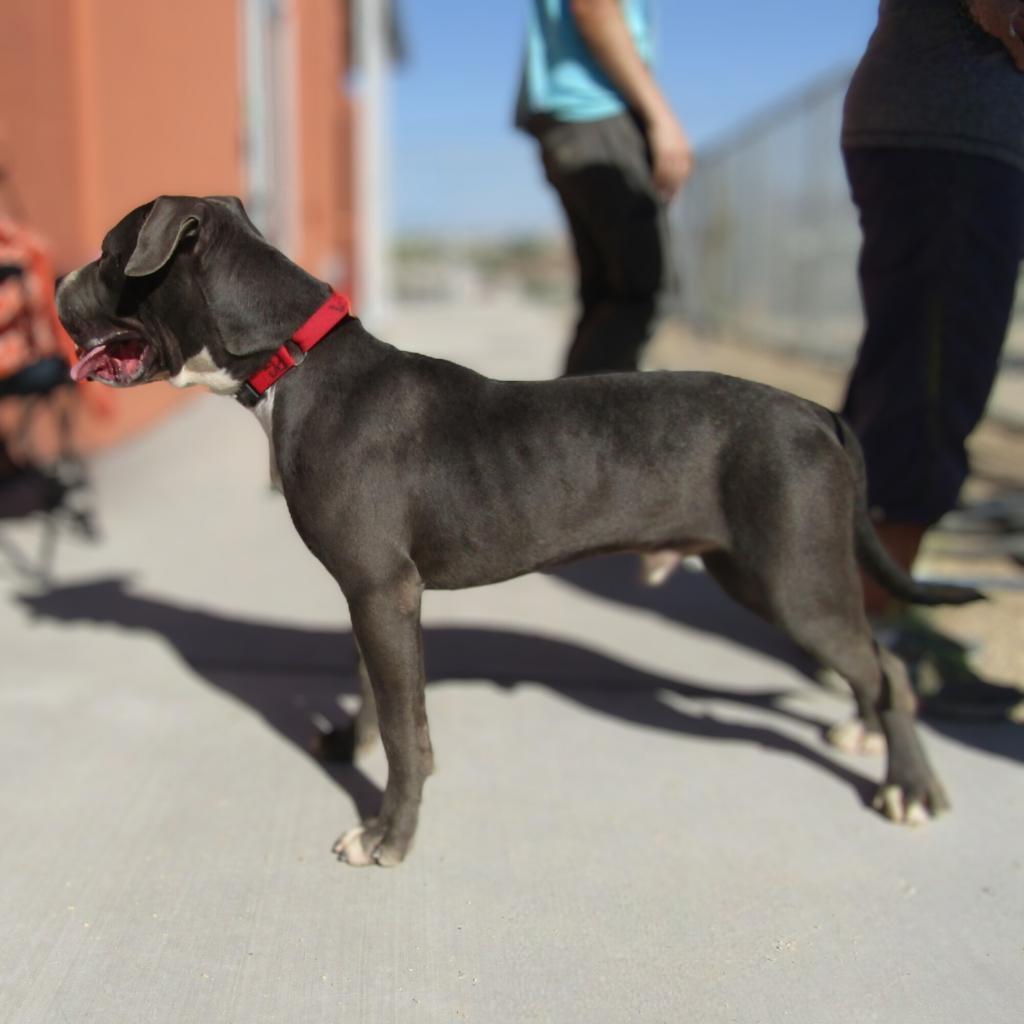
[0,466,99,584]
[17,575,886,820]
[551,555,1024,767]
[548,554,811,670]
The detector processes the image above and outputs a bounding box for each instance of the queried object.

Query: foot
[333,818,411,867]
[827,718,886,756]
[872,778,949,826]
[873,707,951,826]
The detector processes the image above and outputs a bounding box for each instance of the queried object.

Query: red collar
[236,291,351,407]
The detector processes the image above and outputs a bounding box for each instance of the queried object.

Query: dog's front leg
[333,573,433,867]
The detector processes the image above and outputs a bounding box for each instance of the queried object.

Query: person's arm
[570,0,692,200]
[966,0,1024,70]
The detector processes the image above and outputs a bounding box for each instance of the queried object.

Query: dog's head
[57,195,320,391]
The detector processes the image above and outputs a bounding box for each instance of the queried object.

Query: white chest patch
[252,386,282,492]
[170,347,240,394]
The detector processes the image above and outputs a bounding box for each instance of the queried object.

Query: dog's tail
[831,412,984,607]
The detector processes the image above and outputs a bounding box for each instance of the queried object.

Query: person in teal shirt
[517,0,690,375]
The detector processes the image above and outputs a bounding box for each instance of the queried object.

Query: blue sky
[392,1,879,236]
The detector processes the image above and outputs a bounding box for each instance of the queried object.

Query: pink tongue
[70,344,112,382]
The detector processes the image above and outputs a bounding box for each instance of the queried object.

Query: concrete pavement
[2,297,1022,1023]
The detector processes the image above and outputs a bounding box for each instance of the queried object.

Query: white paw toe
[827,719,886,756]
[874,784,906,822]
[904,800,930,827]
[334,826,374,866]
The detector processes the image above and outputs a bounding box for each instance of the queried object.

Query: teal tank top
[519,0,655,124]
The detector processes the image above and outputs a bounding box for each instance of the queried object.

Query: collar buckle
[235,381,263,408]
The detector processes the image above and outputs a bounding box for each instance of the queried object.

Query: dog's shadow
[16,573,889,819]
[549,555,810,669]
[551,555,1024,768]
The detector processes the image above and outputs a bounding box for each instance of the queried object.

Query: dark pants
[841,148,1024,525]
[530,113,672,375]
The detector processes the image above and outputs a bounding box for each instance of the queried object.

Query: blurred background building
[2,1,1022,446]
[1,0,353,278]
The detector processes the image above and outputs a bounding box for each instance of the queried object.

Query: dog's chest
[170,347,239,393]
[252,388,282,491]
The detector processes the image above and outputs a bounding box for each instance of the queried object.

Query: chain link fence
[672,68,1024,369]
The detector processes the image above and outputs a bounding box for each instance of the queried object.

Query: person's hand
[967,0,1024,71]
[646,111,694,203]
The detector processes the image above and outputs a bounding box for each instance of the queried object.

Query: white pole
[354,0,392,328]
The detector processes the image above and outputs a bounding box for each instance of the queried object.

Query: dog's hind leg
[333,566,434,867]
[704,549,948,824]
[311,644,380,763]
[796,618,948,825]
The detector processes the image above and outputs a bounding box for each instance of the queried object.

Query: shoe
[874,612,1023,722]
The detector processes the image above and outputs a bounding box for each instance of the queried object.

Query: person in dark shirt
[840,0,1024,717]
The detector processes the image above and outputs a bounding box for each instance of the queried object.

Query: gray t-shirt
[843,0,1024,171]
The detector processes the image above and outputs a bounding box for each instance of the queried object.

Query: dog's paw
[826,719,886,756]
[333,820,409,867]
[872,780,950,826]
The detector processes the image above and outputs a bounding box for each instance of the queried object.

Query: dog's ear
[124,196,203,278]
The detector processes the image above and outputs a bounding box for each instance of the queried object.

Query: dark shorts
[527,113,673,374]
[840,147,1024,525]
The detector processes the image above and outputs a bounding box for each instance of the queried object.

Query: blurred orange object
[0,217,76,379]
[0,217,111,422]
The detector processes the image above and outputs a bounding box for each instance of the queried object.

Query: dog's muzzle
[70,333,158,386]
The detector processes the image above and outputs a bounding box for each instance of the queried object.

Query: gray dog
[57,196,979,867]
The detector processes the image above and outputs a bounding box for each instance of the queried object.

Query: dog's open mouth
[70,335,156,386]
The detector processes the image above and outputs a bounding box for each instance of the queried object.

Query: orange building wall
[68,0,244,260]
[0,2,84,267]
[295,0,351,281]
[1,0,243,271]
